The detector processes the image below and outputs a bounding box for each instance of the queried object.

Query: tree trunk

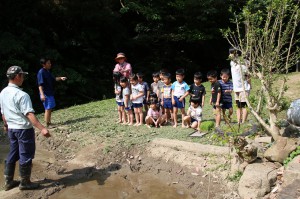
[269,110,280,141]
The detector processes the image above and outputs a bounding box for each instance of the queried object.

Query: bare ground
[0,126,237,199]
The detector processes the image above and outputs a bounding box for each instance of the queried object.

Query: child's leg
[236,108,241,123]
[228,108,233,119]
[242,108,248,123]
[236,100,242,123]
[128,110,134,125]
[173,107,178,127]
[222,108,228,122]
[120,106,126,124]
[215,106,221,127]
[170,108,173,120]
[180,108,186,127]
[138,107,144,125]
[182,115,191,128]
[117,105,122,123]
[145,116,153,127]
[134,107,140,125]
[161,106,165,115]
[158,115,167,126]
[191,121,199,130]
[165,108,170,123]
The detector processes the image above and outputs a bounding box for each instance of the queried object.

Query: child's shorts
[116,101,124,106]
[173,96,185,109]
[222,102,232,109]
[191,118,199,123]
[132,103,143,108]
[163,98,173,109]
[125,106,133,111]
[42,95,56,110]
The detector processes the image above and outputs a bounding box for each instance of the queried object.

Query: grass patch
[200,121,215,131]
[30,75,300,153]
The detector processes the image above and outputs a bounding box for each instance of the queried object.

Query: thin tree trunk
[269,109,280,141]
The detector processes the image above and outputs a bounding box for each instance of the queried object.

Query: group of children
[113,50,251,131]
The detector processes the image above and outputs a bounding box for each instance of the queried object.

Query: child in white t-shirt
[229,48,251,124]
[113,72,125,123]
[130,74,144,126]
[171,69,190,128]
[120,76,133,125]
[183,96,202,131]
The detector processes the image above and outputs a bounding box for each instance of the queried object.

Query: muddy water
[52,173,192,199]
[0,144,9,186]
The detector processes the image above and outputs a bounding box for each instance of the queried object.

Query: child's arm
[115,88,121,95]
[202,95,205,107]
[147,90,150,101]
[171,90,175,105]
[180,91,190,102]
[124,94,129,108]
[209,95,212,105]
[216,91,221,106]
[186,108,191,116]
[132,90,144,101]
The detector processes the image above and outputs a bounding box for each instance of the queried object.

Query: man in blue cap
[0,66,51,190]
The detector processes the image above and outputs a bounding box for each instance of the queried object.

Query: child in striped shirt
[218,69,233,122]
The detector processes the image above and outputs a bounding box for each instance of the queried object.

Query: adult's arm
[2,115,8,132]
[26,112,51,137]
[56,77,67,81]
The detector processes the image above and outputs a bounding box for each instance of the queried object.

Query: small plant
[283,146,300,167]
[227,171,243,182]
[103,146,112,154]
[200,121,215,131]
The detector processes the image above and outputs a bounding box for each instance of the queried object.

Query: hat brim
[115,56,126,60]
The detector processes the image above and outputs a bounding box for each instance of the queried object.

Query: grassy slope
[39,73,300,151]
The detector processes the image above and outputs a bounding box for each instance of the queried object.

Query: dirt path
[0,128,237,199]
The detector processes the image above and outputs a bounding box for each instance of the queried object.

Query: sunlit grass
[32,74,300,151]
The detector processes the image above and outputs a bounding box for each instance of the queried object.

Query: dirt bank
[0,126,237,199]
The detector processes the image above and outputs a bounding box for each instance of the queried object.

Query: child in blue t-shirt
[218,69,233,122]
[171,69,190,128]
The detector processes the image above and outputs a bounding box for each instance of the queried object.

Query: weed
[103,146,112,154]
[283,146,300,167]
[227,171,243,182]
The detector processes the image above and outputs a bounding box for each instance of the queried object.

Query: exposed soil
[0,125,237,199]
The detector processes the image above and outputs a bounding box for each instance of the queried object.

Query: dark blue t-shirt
[37,68,55,96]
[218,80,233,103]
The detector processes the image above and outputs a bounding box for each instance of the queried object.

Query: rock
[255,137,272,144]
[230,154,249,175]
[282,155,300,187]
[280,124,300,138]
[264,137,299,163]
[277,179,300,199]
[238,163,278,199]
[287,98,300,127]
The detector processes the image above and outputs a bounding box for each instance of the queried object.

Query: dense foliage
[0,0,245,112]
